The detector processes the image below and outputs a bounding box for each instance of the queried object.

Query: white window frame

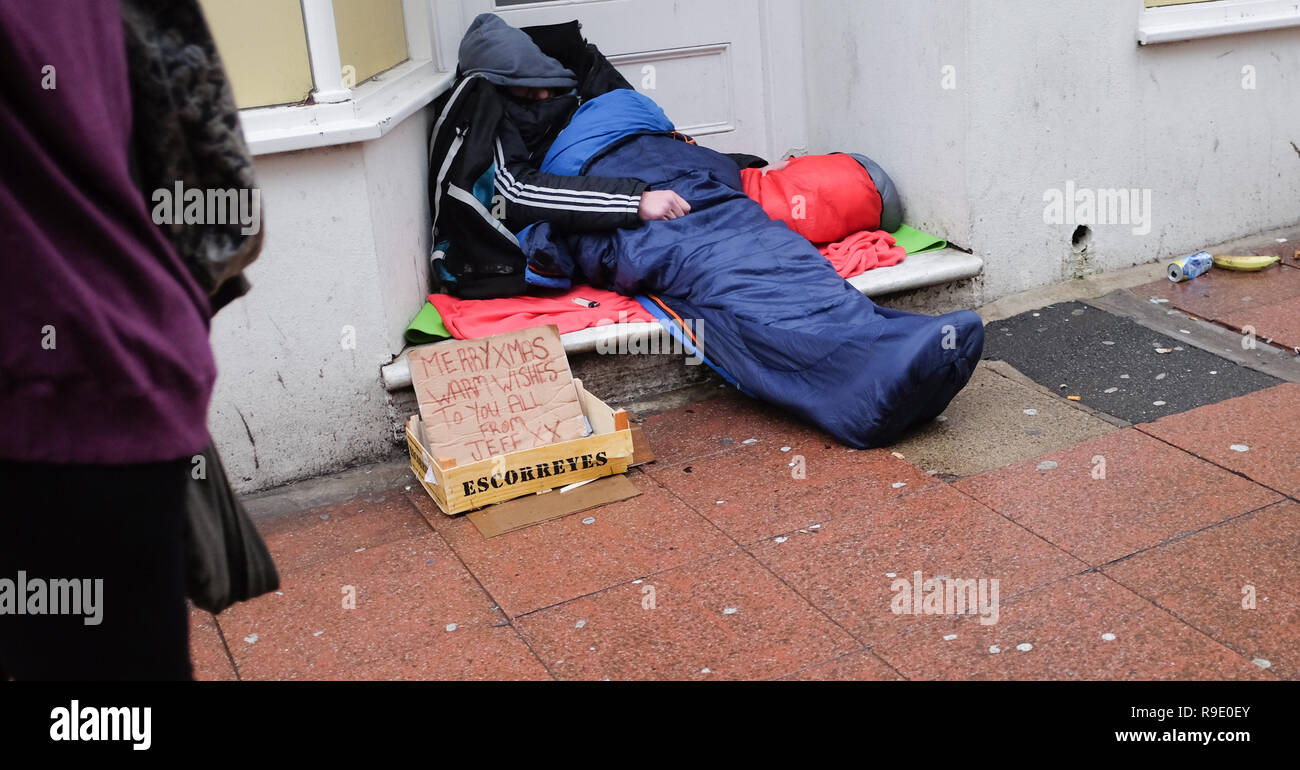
[241,0,461,155]
[1138,0,1300,44]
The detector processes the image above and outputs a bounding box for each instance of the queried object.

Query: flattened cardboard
[407,325,589,466]
[616,410,654,467]
[629,423,655,467]
[467,474,641,538]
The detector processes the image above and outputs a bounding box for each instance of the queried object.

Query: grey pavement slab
[889,362,1120,478]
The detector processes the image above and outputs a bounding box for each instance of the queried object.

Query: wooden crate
[406,379,634,515]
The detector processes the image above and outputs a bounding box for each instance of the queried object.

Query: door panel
[450,0,776,154]
[609,43,734,138]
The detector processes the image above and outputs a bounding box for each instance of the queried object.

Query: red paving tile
[218,361,1299,680]
[429,471,736,618]
[190,608,236,681]
[405,484,461,534]
[1220,295,1300,351]
[953,429,1283,565]
[1104,500,1300,680]
[637,389,829,466]
[513,551,859,680]
[218,533,508,680]
[646,439,944,545]
[780,650,903,681]
[293,625,551,681]
[258,490,432,573]
[1137,263,1300,323]
[872,573,1271,680]
[1138,383,1300,497]
[748,484,1085,645]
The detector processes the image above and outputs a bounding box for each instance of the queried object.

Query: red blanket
[429,285,652,339]
[817,229,905,278]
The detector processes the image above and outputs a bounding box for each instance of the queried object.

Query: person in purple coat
[0,0,221,680]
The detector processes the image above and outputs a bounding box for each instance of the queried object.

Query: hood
[458,13,578,89]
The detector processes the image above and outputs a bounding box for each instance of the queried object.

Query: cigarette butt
[1067,395,1082,401]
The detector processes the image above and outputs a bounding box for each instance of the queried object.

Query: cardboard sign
[407,326,590,466]
[466,475,641,538]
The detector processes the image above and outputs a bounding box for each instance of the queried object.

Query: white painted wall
[803,0,971,246]
[209,108,432,492]
[802,0,1300,300]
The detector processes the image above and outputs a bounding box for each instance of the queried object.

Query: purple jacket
[0,0,216,464]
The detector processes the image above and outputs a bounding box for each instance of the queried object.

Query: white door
[439,0,807,158]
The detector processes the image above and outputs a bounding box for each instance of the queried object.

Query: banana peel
[1212,254,1281,272]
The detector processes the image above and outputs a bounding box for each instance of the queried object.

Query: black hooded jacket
[459,14,647,232]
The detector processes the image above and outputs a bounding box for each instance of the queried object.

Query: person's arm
[493,119,647,232]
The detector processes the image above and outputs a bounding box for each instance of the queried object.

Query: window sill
[241,59,454,156]
[1138,0,1300,44]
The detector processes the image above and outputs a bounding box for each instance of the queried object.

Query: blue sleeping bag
[522,90,984,448]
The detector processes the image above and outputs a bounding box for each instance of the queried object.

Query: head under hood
[458,13,578,90]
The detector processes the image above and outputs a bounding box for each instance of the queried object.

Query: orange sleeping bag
[741,153,905,278]
[740,153,884,242]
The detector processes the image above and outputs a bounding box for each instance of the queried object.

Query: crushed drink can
[1167,251,1213,282]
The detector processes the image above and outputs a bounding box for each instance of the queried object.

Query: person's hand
[759,158,789,175]
[638,190,691,221]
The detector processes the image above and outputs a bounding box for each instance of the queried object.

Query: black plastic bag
[184,443,279,614]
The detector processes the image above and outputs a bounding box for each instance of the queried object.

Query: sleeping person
[455,13,691,236]
[440,14,984,448]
